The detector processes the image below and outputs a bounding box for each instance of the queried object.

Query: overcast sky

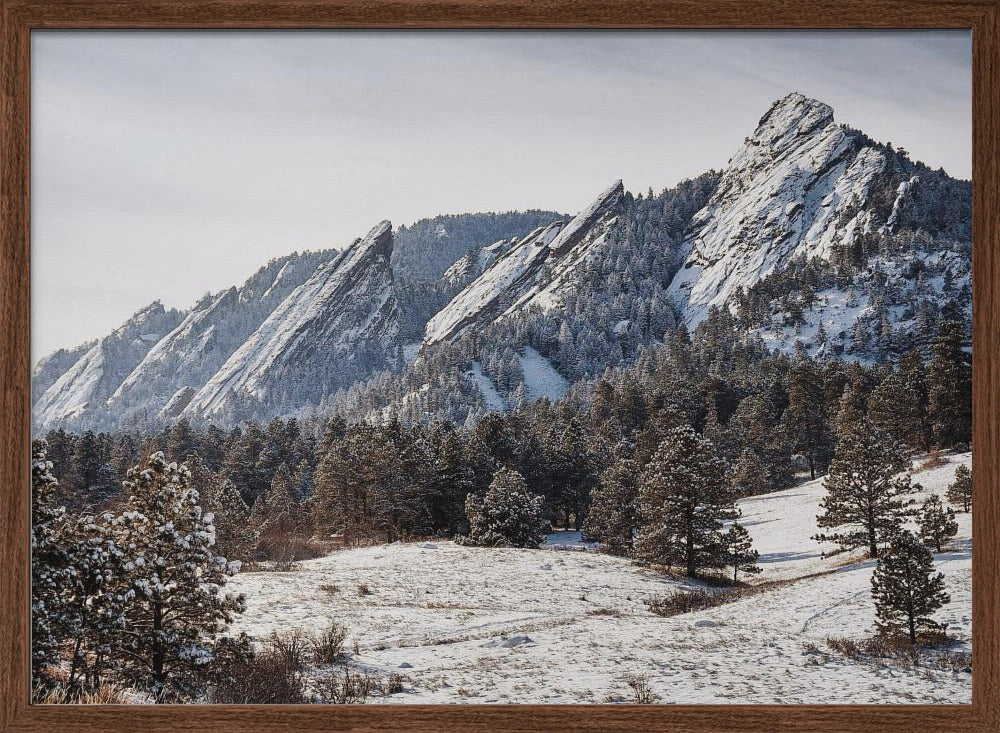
[31,30,971,358]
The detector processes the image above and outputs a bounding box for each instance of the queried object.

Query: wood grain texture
[1,1,997,731]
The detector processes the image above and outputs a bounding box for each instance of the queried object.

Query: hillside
[227,452,971,704]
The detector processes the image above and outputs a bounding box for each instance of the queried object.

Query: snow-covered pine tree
[463,467,549,548]
[113,452,245,701]
[947,464,972,513]
[722,522,761,583]
[927,320,972,449]
[210,477,255,561]
[31,440,69,687]
[814,418,915,558]
[583,459,640,557]
[782,358,833,479]
[871,529,950,644]
[636,425,736,577]
[918,494,959,552]
[867,369,926,453]
[731,447,769,497]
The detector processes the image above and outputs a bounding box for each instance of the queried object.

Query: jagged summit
[182,219,399,421]
[667,94,888,325]
[752,92,835,150]
[423,180,624,346]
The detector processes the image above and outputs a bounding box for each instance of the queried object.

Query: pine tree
[636,425,737,577]
[815,419,915,558]
[583,459,640,557]
[918,494,958,552]
[871,530,950,644]
[731,447,769,497]
[114,452,245,701]
[722,522,761,583]
[868,370,926,453]
[31,440,69,687]
[927,320,972,448]
[463,467,549,548]
[782,359,833,479]
[947,464,972,513]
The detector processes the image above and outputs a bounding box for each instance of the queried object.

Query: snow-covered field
[227,452,972,705]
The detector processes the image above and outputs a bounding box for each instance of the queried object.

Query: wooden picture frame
[1,1,996,731]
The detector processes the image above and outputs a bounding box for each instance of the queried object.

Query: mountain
[33,302,184,428]
[32,93,971,432]
[668,93,969,329]
[105,249,338,424]
[181,220,400,422]
[424,181,625,346]
[392,211,565,282]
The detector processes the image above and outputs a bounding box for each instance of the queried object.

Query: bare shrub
[377,672,407,697]
[209,648,305,704]
[356,583,372,596]
[320,583,339,595]
[268,629,311,669]
[624,672,657,704]
[318,668,377,704]
[918,448,948,472]
[311,622,348,664]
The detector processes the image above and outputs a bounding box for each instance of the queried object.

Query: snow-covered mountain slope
[182,221,401,421]
[106,250,336,422]
[424,181,624,346]
[668,93,892,326]
[33,302,184,429]
[441,237,519,288]
[228,452,971,704]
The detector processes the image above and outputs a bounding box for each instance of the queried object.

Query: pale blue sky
[31,30,971,357]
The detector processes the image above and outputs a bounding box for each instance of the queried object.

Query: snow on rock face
[106,251,332,420]
[33,302,183,430]
[441,237,519,288]
[668,93,888,326]
[183,221,400,420]
[424,181,624,345]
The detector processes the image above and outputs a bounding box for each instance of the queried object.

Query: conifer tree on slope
[731,447,769,497]
[927,320,972,448]
[782,358,833,479]
[947,464,972,513]
[814,418,915,559]
[636,425,736,577]
[583,459,640,557]
[871,529,950,644]
[868,369,926,453]
[722,522,761,583]
[918,494,959,552]
[114,452,245,701]
[31,440,69,686]
[463,467,549,548]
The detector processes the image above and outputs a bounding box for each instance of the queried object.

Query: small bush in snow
[462,467,549,548]
[311,622,348,664]
[317,667,377,704]
[267,629,311,670]
[624,672,657,704]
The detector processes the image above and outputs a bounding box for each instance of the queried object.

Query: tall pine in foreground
[917,494,958,552]
[947,464,972,512]
[871,530,950,644]
[463,467,549,548]
[815,418,915,558]
[31,440,69,687]
[636,425,737,577]
[114,452,245,701]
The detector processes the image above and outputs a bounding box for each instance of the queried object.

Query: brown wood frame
[1,1,996,731]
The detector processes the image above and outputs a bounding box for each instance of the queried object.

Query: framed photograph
[1,1,996,732]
